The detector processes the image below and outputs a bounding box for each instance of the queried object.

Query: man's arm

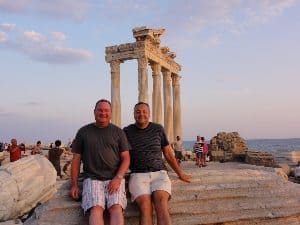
[163,145,191,183]
[70,153,81,199]
[108,150,130,194]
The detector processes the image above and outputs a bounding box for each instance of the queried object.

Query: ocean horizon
[183,138,300,152]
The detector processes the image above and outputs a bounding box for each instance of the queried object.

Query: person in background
[172,135,184,164]
[31,141,43,155]
[19,143,26,154]
[70,99,130,225]
[201,137,208,167]
[124,102,191,225]
[193,136,203,167]
[48,140,64,178]
[9,138,22,162]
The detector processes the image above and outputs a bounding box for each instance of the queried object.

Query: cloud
[0,23,16,31]
[0,26,93,64]
[51,32,66,41]
[161,0,297,49]
[0,31,6,42]
[0,0,90,21]
[23,102,41,106]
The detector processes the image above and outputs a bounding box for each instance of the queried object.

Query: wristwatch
[116,174,123,179]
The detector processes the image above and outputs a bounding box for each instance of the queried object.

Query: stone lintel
[105,41,181,74]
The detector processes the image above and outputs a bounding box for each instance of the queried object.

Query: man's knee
[89,205,104,215]
[152,191,170,208]
[108,204,123,215]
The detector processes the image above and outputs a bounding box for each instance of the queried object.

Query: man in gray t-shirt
[70,99,130,225]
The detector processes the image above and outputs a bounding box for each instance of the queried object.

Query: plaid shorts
[81,178,127,213]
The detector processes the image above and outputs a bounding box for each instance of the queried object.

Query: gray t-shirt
[72,123,129,180]
[124,122,169,173]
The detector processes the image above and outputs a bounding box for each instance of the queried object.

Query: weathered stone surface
[0,155,57,221]
[245,150,276,167]
[210,132,248,162]
[24,162,300,225]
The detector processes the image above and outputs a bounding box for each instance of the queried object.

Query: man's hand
[108,177,122,195]
[178,172,192,183]
[70,185,80,200]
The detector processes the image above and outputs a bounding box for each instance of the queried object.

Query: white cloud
[51,32,66,41]
[0,23,16,31]
[0,25,93,64]
[0,31,6,42]
[23,31,44,42]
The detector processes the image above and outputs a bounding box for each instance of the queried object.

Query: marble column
[110,60,121,127]
[172,74,182,140]
[137,56,149,103]
[151,63,162,125]
[163,70,174,143]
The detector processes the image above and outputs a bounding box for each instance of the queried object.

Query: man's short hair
[55,140,61,147]
[37,140,41,145]
[94,99,111,110]
[134,102,150,110]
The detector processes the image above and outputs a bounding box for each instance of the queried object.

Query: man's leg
[89,205,104,225]
[135,195,153,225]
[108,204,124,225]
[152,191,172,225]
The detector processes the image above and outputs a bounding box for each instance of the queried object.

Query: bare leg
[135,195,153,225]
[89,205,104,225]
[108,204,124,225]
[153,191,172,225]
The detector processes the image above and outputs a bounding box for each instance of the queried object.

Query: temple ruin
[105,26,182,142]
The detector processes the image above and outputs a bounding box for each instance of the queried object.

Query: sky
[1,0,300,144]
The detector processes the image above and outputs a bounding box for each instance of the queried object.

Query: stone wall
[210,132,248,162]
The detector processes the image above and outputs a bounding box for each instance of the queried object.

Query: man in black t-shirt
[70,99,130,225]
[124,102,191,225]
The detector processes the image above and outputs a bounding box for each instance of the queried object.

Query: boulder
[0,155,57,221]
[210,132,248,162]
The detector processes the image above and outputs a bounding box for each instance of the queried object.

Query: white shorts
[82,178,127,213]
[129,170,171,202]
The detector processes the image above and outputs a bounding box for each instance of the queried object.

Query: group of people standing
[193,135,209,167]
[70,99,191,225]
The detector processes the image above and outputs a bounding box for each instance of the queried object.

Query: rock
[0,155,57,221]
[245,150,276,167]
[210,132,248,162]
[295,166,300,180]
[24,162,300,225]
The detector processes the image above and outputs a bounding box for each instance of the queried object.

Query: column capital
[110,60,121,73]
[171,74,181,86]
[138,56,148,69]
[150,63,161,77]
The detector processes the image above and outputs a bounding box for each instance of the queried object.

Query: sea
[183,138,300,153]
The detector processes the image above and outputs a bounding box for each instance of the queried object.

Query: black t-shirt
[72,123,129,180]
[124,122,169,173]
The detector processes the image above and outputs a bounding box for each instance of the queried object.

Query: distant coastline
[183,138,300,152]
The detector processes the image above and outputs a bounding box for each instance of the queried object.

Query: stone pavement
[24,161,300,225]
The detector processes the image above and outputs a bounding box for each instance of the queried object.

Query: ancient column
[138,56,149,103]
[110,60,121,127]
[163,70,174,142]
[172,74,182,140]
[151,62,162,124]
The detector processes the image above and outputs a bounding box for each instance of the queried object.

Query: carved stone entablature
[105,26,181,74]
[160,46,170,54]
[132,26,165,46]
[165,52,176,59]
